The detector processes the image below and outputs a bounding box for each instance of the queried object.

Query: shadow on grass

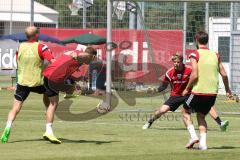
[59,138,121,144]
[103,133,117,136]
[152,127,186,131]
[152,127,220,132]
[190,146,239,150]
[209,146,240,150]
[9,138,45,143]
[9,138,120,145]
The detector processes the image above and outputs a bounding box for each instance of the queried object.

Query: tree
[36,0,230,31]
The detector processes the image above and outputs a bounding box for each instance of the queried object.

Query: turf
[0,89,240,160]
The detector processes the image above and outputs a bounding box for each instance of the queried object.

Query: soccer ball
[236,95,239,103]
[96,101,110,114]
[146,87,157,94]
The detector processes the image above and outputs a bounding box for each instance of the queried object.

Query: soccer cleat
[1,127,11,143]
[142,122,153,130]
[220,120,229,132]
[43,133,61,144]
[63,93,79,99]
[185,138,199,149]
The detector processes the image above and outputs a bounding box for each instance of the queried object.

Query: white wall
[209,17,230,94]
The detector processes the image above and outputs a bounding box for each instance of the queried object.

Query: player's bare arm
[182,57,198,96]
[218,61,232,99]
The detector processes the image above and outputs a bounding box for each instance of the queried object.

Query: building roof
[0,0,58,14]
[0,13,54,23]
[0,0,58,24]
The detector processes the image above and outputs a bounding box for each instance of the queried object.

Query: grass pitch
[0,89,240,160]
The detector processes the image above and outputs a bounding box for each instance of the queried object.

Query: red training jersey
[163,65,192,96]
[43,54,80,83]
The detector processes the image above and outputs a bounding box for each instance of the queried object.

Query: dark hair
[195,31,208,45]
[171,53,183,62]
[85,47,97,56]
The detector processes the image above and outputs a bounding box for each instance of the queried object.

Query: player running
[182,31,232,150]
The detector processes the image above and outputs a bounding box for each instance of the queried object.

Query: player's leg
[209,106,229,131]
[43,95,61,144]
[1,99,23,143]
[1,84,30,143]
[63,84,78,99]
[197,112,208,150]
[181,107,199,149]
[43,93,50,111]
[43,77,61,144]
[142,96,183,129]
[184,94,200,149]
[195,96,216,150]
[142,104,171,130]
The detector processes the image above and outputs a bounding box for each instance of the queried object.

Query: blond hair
[25,26,38,39]
[171,53,183,62]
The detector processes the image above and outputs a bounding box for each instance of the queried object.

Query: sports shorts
[184,94,217,115]
[164,95,188,112]
[14,84,46,101]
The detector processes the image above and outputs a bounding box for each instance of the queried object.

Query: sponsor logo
[0,48,17,69]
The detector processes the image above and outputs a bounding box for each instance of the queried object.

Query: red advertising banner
[40,28,183,83]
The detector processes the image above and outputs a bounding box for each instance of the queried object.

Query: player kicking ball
[41,46,97,144]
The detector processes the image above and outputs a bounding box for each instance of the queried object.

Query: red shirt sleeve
[163,67,174,83]
[16,51,18,60]
[15,46,20,60]
[163,72,171,82]
[38,43,54,61]
[189,50,199,62]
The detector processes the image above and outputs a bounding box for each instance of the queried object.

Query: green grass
[0,90,240,160]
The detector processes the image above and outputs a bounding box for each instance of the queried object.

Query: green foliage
[35,0,230,34]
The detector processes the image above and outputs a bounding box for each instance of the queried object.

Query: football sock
[46,123,53,135]
[148,117,156,124]
[187,124,198,140]
[199,132,207,146]
[6,121,12,128]
[214,116,222,126]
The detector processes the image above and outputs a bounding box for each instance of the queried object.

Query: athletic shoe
[63,94,79,99]
[1,127,11,143]
[43,133,61,144]
[185,138,199,149]
[198,145,208,150]
[220,120,229,132]
[142,122,153,130]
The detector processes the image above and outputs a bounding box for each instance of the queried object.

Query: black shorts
[14,84,46,101]
[184,94,217,115]
[43,77,59,97]
[164,96,188,112]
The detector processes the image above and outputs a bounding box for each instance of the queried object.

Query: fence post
[30,0,34,26]
[106,0,112,107]
[82,0,86,29]
[205,2,209,33]
[9,0,13,34]
[229,2,234,89]
[183,2,187,63]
